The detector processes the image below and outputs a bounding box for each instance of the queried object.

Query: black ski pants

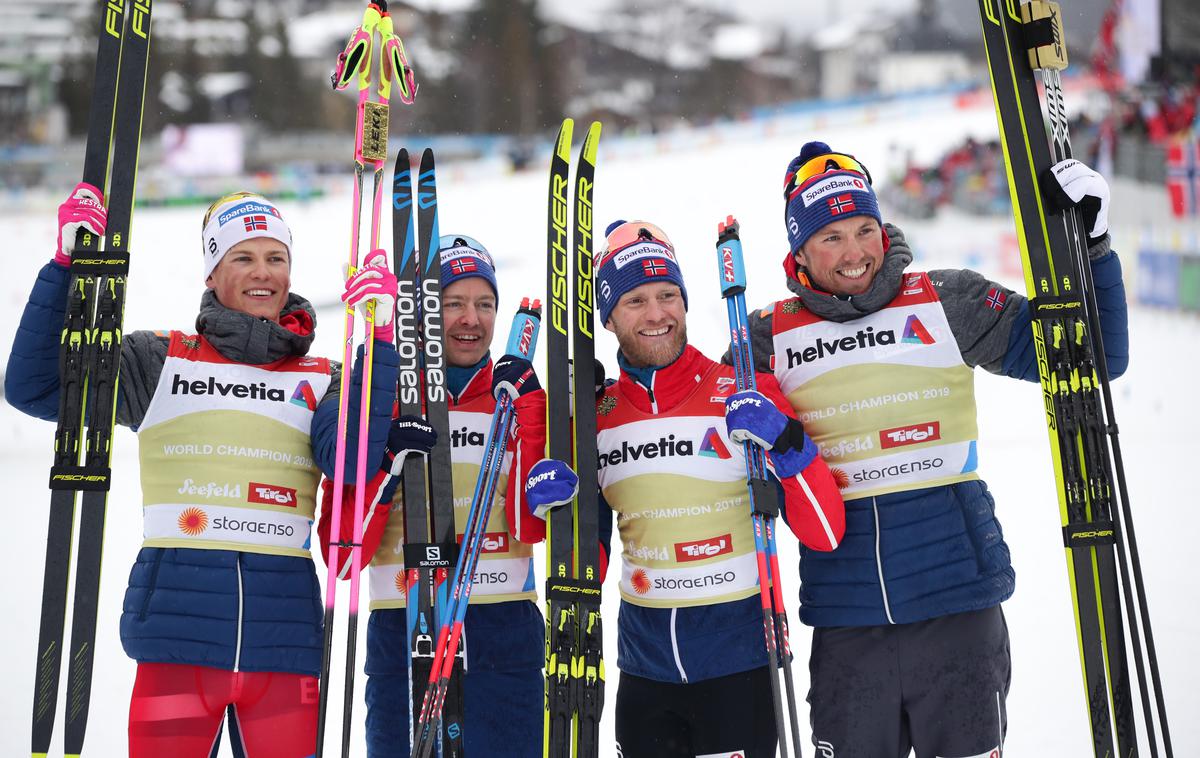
[615,665,779,757]
[808,605,1011,758]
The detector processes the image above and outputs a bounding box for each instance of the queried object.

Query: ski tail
[569,122,604,756]
[977,2,1172,755]
[543,117,576,758]
[56,2,153,755]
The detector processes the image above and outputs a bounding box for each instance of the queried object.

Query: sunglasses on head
[599,222,674,265]
[439,234,488,254]
[783,152,873,199]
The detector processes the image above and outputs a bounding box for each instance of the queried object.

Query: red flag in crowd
[1166,135,1200,218]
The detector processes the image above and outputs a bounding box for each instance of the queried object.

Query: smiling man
[5,189,398,756]
[523,220,845,758]
[737,141,1132,757]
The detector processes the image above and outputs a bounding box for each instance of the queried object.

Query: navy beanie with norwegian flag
[595,220,688,326]
[784,141,881,253]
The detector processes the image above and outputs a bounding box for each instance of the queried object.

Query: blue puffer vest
[798,480,1014,627]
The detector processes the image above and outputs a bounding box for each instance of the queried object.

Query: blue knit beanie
[784,141,881,253]
[438,234,499,300]
[595,220,688,325]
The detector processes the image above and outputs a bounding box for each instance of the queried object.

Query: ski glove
[1040,159,1110,250]
[54,182,106,266]
[492,355,542,401]
[525,458,578,520]
[342,250,398,343]
[725,390,817,479]
[378,415,437,503]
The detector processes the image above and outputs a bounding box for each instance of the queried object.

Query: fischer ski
[33,1,152,755]
[544,118,604,758]
[976,2,1172,755]
[715,217,803,758]
[317,2,417,755]
[411,299,544,758]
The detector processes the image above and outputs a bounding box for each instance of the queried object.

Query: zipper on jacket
[873,498,896,624]
[647,372,658,414]
[233,552,245,672]
[669,608,688,682]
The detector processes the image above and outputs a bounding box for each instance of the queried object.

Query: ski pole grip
[715,220,747,297]
[505,298,543,361]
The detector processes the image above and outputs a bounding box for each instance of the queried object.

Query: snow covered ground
[2,95,1197,756]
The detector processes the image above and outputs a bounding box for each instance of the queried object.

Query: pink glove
[342,250,397,343]
[54,182,107,267]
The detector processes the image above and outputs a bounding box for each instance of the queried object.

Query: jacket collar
[616,344,713,414]
[448,354,492,406]
[195,289,316,364]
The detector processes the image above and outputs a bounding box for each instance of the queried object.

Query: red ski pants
[128,662,318,758]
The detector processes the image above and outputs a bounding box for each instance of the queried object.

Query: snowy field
[2,95,1198,756]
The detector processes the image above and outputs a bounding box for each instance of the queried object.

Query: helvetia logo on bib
[290,380,317,411]
[901,314,936,345]
[699,427,731,459]
[178,507,209,535]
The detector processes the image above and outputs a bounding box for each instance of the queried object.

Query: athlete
[314,235,547,757]
[6,187,398,757]
[525,220,846,758]
[741,141,1128,757]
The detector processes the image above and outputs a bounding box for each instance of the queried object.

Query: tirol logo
[785,326,895,368]
[290,380,317,411]
[698,426,731,459]
[879,422,941,449]
[248,482,298,507]
[600,434,694,467]
[479,532,509,554]
[171,374,286,402]
[178,507,209,535]
[630,568,651,595]
[902,314,935,345]
[675,534,733,562]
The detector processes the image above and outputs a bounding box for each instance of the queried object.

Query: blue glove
[492,354,542,401]
[525,459,578,520]
[725,390,817,478]
[379,415,437,502]
[725,391,788,450]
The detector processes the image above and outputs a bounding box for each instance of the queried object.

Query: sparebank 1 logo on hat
[800,174,870,207]
[217,200,283,227]
[610,241,677,269]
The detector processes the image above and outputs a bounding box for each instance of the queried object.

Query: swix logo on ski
[819,435,874,459]
[216,201,282,227]
[248,482,298,507]
[171,374,287,403]
[610,241,677,270]
[798,175,868,206]
[879,422,941,449]
[178,479,242,499]
[599,434,694,468]
[785,326,896,368]
[675,534,734,562]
